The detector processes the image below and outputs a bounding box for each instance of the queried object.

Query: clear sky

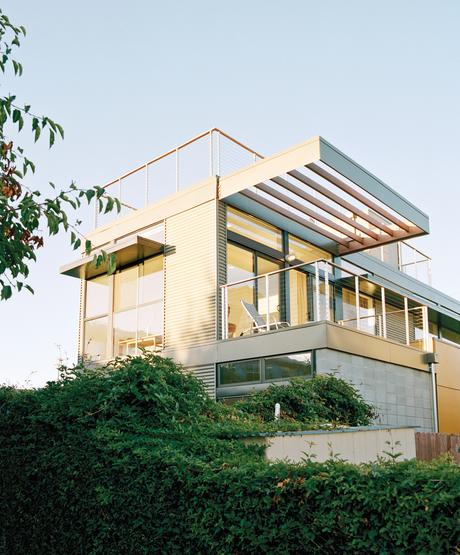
[1,0,459,387]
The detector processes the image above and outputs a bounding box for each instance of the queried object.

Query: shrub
[0,355,458,554]
[236,374,377,426]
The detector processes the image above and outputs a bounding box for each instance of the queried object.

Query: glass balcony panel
[227,244,255,337]
[289,270,309,326]
[256,256,282,325]
[84,317,108,361]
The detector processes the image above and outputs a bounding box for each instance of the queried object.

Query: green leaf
[49,129,55,148]
[107,253,117,275]
[1,285,12,300]
[85,240,92,256]
[104,197,114,214]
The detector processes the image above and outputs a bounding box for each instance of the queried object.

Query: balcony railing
[221,258,430,351]
[94,128,263,229]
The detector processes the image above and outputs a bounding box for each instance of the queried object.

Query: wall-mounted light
[285,253,296,263]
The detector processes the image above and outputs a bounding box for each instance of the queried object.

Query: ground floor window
[217,351,313,387]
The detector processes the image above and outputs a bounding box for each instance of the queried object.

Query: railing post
[118,178,122,204]
[145,163,149,207]
[175,148,179,192]
[216,130,220,176]
[209,130,214,176]
[221,286,227,340]
[314,261,320,320]
[355,275,360,330]
[381,286,387,339]
[422,305,429,351]
[324,261,330,321]
[265,274,270,331]
[404,297,410,345]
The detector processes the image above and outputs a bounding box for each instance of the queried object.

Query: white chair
[240,300,289,334]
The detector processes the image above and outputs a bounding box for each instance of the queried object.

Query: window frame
[217,350,314,387]
[81,254,164,362]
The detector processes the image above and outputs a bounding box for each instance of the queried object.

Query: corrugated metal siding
[216,201,227,340]
[191,364,216,398]
[164,201,218,348]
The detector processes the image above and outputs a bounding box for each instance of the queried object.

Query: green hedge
[0,356,458,554]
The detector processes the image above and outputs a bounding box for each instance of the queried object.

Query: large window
[83,275,110,361]
[82,255,163,362]
[218,352,313,386]
[113,256,163,356]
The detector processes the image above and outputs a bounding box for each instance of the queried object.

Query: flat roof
[219,136,429,255]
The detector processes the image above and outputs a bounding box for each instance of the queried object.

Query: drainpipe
[425,352,439,433]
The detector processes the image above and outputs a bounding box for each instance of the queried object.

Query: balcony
[366,241,432,285]
[221,258,431,351]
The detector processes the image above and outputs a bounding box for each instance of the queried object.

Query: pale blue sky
[1,0,459,386]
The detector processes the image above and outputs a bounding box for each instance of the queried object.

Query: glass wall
[83,275,110,361]
[113,256,164,356]
[82,255,163,362]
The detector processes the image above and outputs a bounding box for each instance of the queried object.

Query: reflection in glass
[114,266,137,312]
[218,359,261,385]
[139,256,163,305]
[290,271,309,326]
[84,317,108,361]
[227,206,283,251]
[265,353,312,381]
[256,256,282,325]
[288,235,331,263]
[138,302,163,351]
[227,244,254,337]
[114,309,137,356]
[85,275,109,318]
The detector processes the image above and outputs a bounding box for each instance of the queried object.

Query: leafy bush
[236,374,377,426]
[0,355,458,554]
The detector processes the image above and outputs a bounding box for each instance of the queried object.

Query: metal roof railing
[94,128,264,229]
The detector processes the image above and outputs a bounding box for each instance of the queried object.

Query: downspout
[425,352,439,433]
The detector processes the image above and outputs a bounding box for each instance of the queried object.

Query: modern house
[60,129,460,434]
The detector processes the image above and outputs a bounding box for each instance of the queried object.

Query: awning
[218,136,429,255]
[60,236,164,279]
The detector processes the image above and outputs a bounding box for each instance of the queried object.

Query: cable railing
[367,241,432,285]
[94,128,264,229]
[398,241,432,285]
[221,258,430,351]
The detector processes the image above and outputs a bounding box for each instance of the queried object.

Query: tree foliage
[0,9,120,300]
[0,355,458,554]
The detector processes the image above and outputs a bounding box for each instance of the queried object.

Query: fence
[415,432,460,463]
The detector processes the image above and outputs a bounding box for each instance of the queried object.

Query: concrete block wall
[315,349,434,432]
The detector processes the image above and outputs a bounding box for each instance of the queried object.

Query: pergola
[219,136,429,255]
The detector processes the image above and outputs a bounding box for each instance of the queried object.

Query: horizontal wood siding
[164,201,217,349]
[191,365,216,398]
[217,201,227,340]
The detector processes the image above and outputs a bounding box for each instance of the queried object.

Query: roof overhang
[218,136,429,255]
[60,236,164,279]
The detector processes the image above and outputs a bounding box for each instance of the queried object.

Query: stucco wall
[315,349,434,432]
